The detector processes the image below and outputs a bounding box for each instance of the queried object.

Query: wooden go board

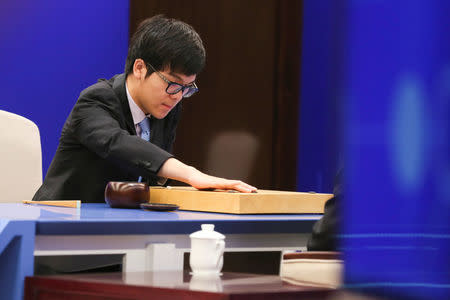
[149,186,333,214]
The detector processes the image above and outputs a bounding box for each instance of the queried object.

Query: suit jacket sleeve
[66,94,173,178]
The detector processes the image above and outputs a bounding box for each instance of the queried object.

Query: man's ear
[133,59,147,80]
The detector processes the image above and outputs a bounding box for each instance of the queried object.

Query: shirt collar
[125,83,148,125]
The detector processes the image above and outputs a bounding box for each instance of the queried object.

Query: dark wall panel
[130,0,301,189]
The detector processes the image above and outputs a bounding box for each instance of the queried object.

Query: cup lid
[189,224,225,240]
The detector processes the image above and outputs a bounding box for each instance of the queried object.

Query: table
[25,272,386,300]
[25,271,334,300]
[0,203,321,300]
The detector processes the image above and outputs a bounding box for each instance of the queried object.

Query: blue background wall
[297,0,341,193]
[1,0,337,193]
[0,0,129,177]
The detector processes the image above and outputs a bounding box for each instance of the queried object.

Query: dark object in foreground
[140,202,179,211]
[104,182,149,208]
[307,169,342,251]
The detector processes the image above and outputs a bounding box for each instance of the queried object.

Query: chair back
[0,110,42,202]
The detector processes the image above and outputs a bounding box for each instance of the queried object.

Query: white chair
[0,110,42,203]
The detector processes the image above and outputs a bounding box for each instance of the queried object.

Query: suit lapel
[113,74,136,135]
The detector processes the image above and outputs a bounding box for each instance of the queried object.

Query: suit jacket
[33,74,182,203]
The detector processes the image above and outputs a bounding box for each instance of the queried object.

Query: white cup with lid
[189,224,225,275]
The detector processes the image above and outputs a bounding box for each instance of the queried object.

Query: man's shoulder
[79,74,125,101]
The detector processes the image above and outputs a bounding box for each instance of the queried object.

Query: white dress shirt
[125,83,148,136]
[126,83,167,185]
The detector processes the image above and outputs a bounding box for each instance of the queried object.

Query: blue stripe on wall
[0,0,129,177]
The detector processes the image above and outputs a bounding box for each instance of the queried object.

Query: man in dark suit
[33,15,256,203]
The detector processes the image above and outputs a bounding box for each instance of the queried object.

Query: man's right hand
[157,157,257,193]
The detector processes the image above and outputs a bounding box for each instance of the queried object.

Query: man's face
[135,68,196,119]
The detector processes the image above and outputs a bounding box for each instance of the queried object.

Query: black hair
[125,15,206,77]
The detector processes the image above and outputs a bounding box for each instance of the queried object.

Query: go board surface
[149,186,333,214]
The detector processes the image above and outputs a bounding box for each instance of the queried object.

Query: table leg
[0,220,35,300]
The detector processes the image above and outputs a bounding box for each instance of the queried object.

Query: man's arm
[71,95,256,193]
[158,158,257,193]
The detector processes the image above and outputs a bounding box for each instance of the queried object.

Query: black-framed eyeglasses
[146,63,198,98]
